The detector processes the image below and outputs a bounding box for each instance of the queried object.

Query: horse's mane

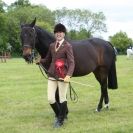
[35,26,55,45]
[34,26,93,46]
[33,26,55,58]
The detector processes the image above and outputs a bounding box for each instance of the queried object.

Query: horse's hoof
[104,103,109,109]
[95,108,101,112]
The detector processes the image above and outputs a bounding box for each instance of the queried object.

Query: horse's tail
[108,58,118,89]
[108,43,118,89]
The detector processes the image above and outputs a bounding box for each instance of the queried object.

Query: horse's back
[70,38,98,76]
[69,38,115,76]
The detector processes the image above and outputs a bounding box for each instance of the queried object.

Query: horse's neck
[35,27,55,58]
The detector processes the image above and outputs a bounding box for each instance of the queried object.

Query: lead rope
[38,63,78,102]
[69,82,78,102]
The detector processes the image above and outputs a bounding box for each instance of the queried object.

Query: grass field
[0,56,133,133]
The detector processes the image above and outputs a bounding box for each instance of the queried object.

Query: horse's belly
[73,62,96,77]
[73,70,91,77]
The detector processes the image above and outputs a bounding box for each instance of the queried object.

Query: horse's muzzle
[23,54,32,62]
[22,46,33,63]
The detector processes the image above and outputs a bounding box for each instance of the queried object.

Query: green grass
[0,56,133,133]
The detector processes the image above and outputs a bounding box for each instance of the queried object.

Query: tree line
[0,0,132,55]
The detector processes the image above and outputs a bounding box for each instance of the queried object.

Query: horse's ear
[20,24,24,28]
[30,18,36,27]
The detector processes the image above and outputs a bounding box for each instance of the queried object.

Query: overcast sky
[3,0,133,40]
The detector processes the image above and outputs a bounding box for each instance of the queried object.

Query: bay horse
[20,18,118,112]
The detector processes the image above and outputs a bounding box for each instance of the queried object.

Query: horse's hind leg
[101,79,109,109]
[94,67,109,112]
[97,78,109,112]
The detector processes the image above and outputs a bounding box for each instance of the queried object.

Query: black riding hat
[54,23,67,34]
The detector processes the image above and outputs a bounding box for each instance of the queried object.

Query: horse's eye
[30,29,34,33]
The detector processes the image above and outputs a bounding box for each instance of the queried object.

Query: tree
[109,31,133,54]
[68,28,91,40]
[54,7,107,37]
[0,1,9,52]
[0,0,6,13]
[10,0,31,8]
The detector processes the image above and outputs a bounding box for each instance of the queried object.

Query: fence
[0,51,11,63]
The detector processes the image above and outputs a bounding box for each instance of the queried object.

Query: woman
[39,23,75,128]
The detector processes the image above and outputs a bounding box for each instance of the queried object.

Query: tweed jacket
[42,40,75,78]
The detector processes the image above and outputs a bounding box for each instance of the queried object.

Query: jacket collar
[55,39,66,52]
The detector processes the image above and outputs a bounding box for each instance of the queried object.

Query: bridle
[22,27,36,63]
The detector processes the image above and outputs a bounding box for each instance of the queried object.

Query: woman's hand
[64,75,71,82]
[35,58,45,65]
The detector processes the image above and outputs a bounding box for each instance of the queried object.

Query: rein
[38,63,78,102]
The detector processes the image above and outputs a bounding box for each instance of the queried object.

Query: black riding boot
[54,101,67,128]
[55,89,68,119]
[50,102,60,124]
[65,104,69,119]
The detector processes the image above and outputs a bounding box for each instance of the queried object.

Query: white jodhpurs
[47,77,69,104]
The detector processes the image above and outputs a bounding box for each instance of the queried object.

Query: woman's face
[54,32,65,41]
